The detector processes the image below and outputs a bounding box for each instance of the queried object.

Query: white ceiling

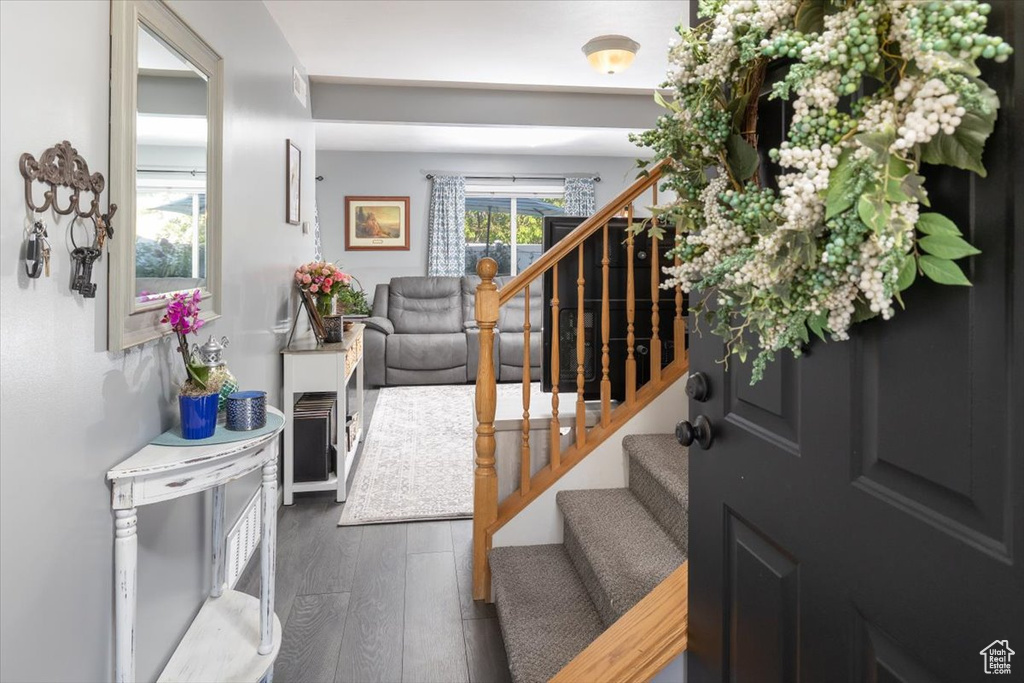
[264,0,688,91]
[316,121,654,157]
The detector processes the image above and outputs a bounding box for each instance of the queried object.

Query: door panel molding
[724,508,800,683]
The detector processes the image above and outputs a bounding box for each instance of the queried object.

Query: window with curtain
[463,187,565,277]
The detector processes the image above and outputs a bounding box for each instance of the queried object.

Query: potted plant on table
[163,290,221,439]
[294,260,354,342]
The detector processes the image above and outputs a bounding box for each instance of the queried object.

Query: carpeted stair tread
[624,433,689,551]
[557,488,686,626]
[490,544,605,683]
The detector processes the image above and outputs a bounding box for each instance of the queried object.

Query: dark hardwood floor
[237,388,512,683]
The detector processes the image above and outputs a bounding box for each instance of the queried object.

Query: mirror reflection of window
[134,24,209,303]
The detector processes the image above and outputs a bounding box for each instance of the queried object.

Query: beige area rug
[339,383,521,526]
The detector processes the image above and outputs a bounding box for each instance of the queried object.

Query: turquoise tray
[151,411,284,447]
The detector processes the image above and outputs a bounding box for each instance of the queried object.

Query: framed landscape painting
[345,196,410,251]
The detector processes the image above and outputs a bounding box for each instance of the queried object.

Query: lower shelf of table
[290,428,363,495]
[157,590,281,683]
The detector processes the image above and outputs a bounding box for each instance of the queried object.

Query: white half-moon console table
[106,407,286,683]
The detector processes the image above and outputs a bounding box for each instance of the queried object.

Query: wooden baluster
[575,244,586,448]
[473,258,499,601]
[550,263,561,471]
[650,186,662,383]
[521,284,531,495]
[675,205,685,355]
[626,203,637,405]
[600,222,611,427]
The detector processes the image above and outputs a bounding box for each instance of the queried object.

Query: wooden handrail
[472,157,683,603]
[496,159,668,306]
[551,562,688,683]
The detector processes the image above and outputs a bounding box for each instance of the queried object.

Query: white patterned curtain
[563,177,597,217]
[427,175,467,276]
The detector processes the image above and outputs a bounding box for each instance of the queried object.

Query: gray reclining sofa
[363,275,542,387]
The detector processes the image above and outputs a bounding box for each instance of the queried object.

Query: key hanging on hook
[24,221,50,279]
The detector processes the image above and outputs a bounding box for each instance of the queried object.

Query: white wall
[315,151,645,297]
[0,1,315,681]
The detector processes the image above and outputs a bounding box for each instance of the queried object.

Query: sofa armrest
[363,316,395,336]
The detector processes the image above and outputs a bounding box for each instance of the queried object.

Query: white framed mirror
[109,0,223,350]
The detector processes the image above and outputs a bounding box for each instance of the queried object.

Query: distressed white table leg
[283,355,294,505]
[259,451,278,655]
[114,508,138,683]
[211,484,225,597]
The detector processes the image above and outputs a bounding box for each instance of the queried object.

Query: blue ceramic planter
[179,393,219,439]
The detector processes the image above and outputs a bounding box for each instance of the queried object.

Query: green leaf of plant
[856,131,895,157]
[857,194,890,234]
[918,234,981,260]
[852,299,879,323]
[807,310,828,342]
[919,255,972,286]
[916,212,961,236]
[726,91,752,129]
[825,148,857,219]
[896,254,917,292]
[796,320,810,345]
[725,133,759,182]
[187,364,210,389]
[901,173,929,206]
[920,82,999,177]
[794,0,825,34]
[653,90,679,112]
[886,177,911,203]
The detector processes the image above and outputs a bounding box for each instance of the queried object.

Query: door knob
[676,415,714,449]
[686,372,710,402]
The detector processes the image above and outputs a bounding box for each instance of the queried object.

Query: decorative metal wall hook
[19,140,117,227]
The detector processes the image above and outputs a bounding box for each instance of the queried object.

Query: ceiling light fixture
[582,35,640,75]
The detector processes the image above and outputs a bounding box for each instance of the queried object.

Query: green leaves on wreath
[918,255,972,286]
[920,80,999,177]
[806,310,829,342]
[725,134,760,182]
[912,212,979,287]
[793,0,843,35]
[825,148,858,219]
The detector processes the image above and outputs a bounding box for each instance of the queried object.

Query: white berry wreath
[633,0,1013,382]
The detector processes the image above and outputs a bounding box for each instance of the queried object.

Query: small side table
[281,323,365,505]
[106,407,286,683]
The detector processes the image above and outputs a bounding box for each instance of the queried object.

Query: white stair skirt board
[492,374,688,549]
[157,590,282,682]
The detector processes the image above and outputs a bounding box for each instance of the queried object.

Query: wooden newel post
[473,257,499,601]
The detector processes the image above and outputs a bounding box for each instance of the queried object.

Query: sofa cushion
[461,276,480,329]
[461,275,543,333]
[499,331,542,370]
[497,276,543,333]
[388,277,464,334]
[386,333,468,371]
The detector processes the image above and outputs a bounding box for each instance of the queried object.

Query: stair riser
[629,459,689,553]
[563,522,618,627]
